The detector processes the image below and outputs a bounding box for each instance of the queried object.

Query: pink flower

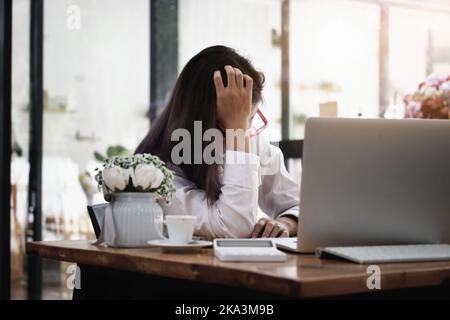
[440,80,450,92]
[404,74,450,119]
[424,74,447,88]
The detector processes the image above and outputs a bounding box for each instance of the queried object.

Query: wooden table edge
[26,241,303,298]
[26,241,450,299]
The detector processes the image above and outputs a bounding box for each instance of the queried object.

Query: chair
[271,140,304,184]
[271,139,304,161]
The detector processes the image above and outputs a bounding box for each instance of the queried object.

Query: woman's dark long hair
[135,45,265,204]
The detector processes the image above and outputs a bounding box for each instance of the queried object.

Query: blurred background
[6,0,450,299]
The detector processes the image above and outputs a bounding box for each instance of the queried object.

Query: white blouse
[159,136,300,239]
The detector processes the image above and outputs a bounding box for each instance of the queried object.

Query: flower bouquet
[95,153,175,203]
[94,154,176,247]
[404,74,450,119]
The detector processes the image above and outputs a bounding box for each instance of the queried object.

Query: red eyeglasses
[251,109,268,137]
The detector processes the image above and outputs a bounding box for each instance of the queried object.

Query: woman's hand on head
[214,65,254,131]
[251,216,298,238]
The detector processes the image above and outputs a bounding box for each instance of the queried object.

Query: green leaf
[94,151,106,162]
[107,145,129,158]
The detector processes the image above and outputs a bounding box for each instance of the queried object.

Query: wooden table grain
[26,240,450,299]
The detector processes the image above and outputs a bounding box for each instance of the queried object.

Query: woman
[136,45,300,239]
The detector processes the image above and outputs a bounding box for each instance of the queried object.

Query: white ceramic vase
[108,192,163,247]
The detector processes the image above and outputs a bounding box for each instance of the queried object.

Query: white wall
[290,0,380,121]
[43,0,150,169]
[179,0,283,141]
[390,6,450,94]
[11,0,150,234]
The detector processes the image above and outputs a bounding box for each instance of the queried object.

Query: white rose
[102,166,131,192]
[131,164,165,190]
[151,167,165,189]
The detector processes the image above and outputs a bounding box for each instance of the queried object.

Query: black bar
[27,0,44,300]
[0,0,12,301]
[149,0,178,123]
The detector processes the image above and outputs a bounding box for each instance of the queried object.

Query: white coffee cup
[160,215,196,244]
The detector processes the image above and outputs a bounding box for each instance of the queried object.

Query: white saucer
[147,239,212,252]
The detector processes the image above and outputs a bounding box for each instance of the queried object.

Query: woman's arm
[162,67,264,239]
[162,150,261,239]
[251,138,300,237]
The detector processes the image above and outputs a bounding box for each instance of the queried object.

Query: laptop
[275,117,450,254]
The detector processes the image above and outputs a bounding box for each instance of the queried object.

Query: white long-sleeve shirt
[159,136,300,239]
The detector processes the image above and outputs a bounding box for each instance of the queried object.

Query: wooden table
[26,240,450,299]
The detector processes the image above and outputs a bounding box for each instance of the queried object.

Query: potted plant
[95,153,175,247]
[404,74,450,119]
